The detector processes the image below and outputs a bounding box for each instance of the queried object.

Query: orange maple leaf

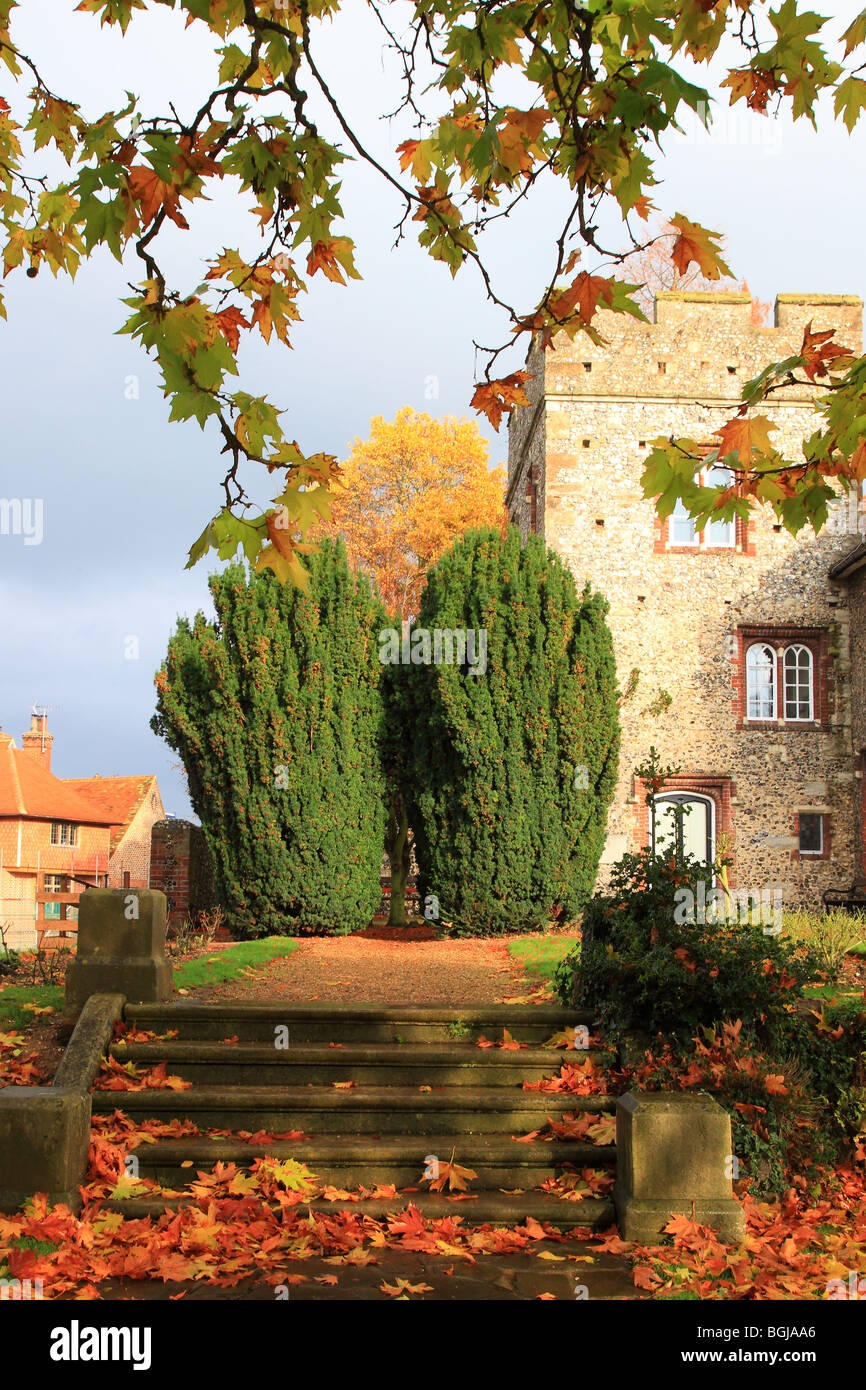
[126,165,189,231]
[669,214,732,280]
[764,1073,789,1096]
[799,321,855,381]
[425,1147,478,1193]
[380,1278,434,1296]
[470,371,533,430]
[214,307,249,353]
[714,414,776,466]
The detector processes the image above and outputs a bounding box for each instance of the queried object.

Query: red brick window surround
[652,458,753,556]
[734,626,829,729]
[632,774,736,877]
[792,811,831,862]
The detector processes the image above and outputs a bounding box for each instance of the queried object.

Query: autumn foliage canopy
[315,407,505,620]
[4,1,866,584]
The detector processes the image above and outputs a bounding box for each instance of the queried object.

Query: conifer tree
[152,541,387,936]
[405,527,620,935]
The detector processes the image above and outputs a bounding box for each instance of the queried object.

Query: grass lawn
[0,939,300,1028]
[0,984,64,1031]
[173,936,299,991]
[506,935,579,988]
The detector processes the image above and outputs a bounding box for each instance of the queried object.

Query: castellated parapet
[508,291,865,907]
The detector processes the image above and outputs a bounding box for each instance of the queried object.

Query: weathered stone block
[614,1091,745,1243]
[65,889,173,1011]
[54,993,125,1092]
[0,1088,91,1213]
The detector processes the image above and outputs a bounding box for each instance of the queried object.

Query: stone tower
[507,291,865,907]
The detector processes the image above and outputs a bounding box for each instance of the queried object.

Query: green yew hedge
[151,541,387,936]
[403,526,620,935]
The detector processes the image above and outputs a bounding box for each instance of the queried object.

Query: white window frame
[651,792,716,865]
[669,464,736,549]
[798,812,824,856]
[744,640,817,723]
[50,822,78,847]
[783,644,814,722]
[745,642,777,721]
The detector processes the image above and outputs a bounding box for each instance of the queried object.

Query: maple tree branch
[0,40,63,99]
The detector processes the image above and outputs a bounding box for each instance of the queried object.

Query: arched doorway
[652,792,715,866]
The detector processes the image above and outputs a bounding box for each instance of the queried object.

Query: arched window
[783,644,814,721]
[746,643,776,720]
[652,793,715,865]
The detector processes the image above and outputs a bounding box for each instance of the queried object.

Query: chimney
[20,712,53,773]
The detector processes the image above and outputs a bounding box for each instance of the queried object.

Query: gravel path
[197,936,548,1008]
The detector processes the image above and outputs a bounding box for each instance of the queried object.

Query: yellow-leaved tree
[319,407,506,622]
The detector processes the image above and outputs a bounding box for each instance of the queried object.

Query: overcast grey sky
[2,1,865,818]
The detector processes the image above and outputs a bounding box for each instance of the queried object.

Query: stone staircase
[93,1002,617,1228]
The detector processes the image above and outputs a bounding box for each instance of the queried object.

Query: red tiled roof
[0,739,116,824]
[63,775,158,853]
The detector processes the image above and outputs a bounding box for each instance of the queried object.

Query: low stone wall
[0,993,123,1213]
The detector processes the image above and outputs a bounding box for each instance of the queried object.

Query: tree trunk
[386,794,411,927]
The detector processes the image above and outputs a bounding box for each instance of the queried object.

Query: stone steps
[97,1002,617,1229]
[127,1132,616,1190]
[103,1191,617,1230]
[124,1002,591,1045]
[109,1039,611,1087]
[93,1082,614,1132]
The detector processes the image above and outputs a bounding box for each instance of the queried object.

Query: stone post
[65,888,173,1012]
[614,1090,746,1243]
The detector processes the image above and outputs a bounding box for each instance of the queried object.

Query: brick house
[507,291,865,908]
[0,713,164,949]
[63,775,164,890]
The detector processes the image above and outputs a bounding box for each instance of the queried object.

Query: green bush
[627,1022,854,1196]
[555,846,819,1047]
[405,526,620,935]
[152,541,388,937]
[783,907,865,979]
